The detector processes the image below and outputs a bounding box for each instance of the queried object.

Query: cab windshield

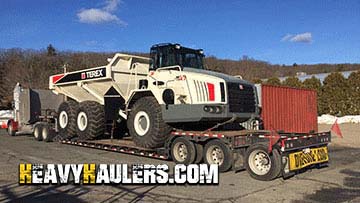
[150,45,205,70]
[177,52,204,69]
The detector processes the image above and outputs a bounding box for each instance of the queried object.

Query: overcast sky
[0,0,359,65]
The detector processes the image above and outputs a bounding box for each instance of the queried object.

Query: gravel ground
[0,124,359,203]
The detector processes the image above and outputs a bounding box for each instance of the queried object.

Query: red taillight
[207,83,215,101]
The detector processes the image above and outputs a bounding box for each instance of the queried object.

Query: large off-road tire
[127,96,172,148]
[76,101,105,140]
[58,100,78,139]
[171,137,196,165]
[245,143,282,181]
[204,139,232,172]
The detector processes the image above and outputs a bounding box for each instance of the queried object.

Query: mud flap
[232,148,246,172]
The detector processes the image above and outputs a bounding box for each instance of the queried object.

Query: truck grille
[227,82,256,113]
[193,80,209,102]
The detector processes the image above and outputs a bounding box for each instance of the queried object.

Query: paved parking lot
[0,124,359,203]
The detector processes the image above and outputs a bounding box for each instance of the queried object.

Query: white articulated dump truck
[49,43,261,148]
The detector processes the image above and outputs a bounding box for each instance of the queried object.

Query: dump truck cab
[150,43,205,70]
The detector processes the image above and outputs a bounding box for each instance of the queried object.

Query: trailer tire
[76,101,105,140]
[204,139,232,172]
[127,96,172,148]
[58,101,78,139]
[171,137,196,165]
[42,124,55,142]
[245,144,282,181]
[33,124,43,141]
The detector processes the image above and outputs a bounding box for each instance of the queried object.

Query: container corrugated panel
[261,85,318,133]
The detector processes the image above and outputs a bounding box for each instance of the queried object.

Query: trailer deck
[60,137,169,160]
[59,129,331,175]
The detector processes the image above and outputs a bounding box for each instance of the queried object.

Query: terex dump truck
[49,43,261,148]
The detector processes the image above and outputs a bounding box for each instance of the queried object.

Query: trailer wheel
[127,96,172,148]
[245,144,282,181]
[204,139,232,172]
[7,121,16,136]
[171,137,196,165]
[58,101,78,139]
[42,124,55,142]
[76,101,105,140]
[33,124,43,141]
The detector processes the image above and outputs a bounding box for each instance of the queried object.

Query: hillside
[1,46,360,107]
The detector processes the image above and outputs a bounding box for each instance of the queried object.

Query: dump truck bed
[49,54,151,104]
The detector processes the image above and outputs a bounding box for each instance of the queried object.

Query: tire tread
[58,100,78,139]
[77,101,105,140]
[127,96,172,148]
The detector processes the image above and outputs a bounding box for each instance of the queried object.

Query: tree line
[258,72,360,116]
[1,45,359,115]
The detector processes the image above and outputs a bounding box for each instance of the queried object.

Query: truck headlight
[204,106,223,114]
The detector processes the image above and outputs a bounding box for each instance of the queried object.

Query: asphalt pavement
[0,127,359,203]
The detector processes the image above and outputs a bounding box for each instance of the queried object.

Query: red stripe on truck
[52,74,65,84]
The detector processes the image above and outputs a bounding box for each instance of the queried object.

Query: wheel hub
[178,144,188,160]
[173,142,188,162]
[59,111,68,129]
[134,111,150,136]
[207,146,224,165]
[77,112,88,131]
[139,117,147,130]
[249,150,271,175]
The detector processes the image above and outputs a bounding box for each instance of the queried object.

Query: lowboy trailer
[58,129,331,181]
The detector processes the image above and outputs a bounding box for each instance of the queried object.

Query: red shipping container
[261,85,318,133]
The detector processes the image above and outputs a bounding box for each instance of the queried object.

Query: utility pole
[62,64,68,101]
